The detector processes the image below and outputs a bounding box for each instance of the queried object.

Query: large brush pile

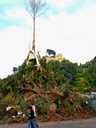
[0,59,96,124]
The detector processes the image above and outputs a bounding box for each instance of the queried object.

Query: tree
[25,0,48,52]
[13,67,18,74]
[46,49,56,56]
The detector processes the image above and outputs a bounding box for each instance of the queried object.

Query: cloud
[47,0,96,14]
[0,0,26,29]
[0,0,96,78]
[0,26,31,78]
[36,2,96,63]
[0,0,24,5]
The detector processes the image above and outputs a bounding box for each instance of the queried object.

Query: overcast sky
[0,0,96,79]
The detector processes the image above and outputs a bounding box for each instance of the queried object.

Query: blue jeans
[27,118,37,128]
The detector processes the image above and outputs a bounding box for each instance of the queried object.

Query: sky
[0,0,96,79]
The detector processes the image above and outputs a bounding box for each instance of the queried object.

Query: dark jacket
[29,108,35,119]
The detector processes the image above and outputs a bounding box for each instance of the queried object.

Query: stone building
[45,54,64,63]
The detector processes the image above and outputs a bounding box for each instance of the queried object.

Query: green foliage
[78,57,96,90]
[13,67,18,74]
[1,56,96,123]
[46,49,56,56]
[47,59,78,85]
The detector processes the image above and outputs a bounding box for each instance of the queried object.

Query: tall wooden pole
[32,16,35,52]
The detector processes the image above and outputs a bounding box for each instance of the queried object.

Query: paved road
[0,118,96,128]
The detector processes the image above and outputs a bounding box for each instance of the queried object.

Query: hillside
[0,56,96,124]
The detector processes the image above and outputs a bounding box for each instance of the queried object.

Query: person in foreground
[27,106,38,128]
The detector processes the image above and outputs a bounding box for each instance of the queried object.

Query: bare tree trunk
[32,16,36,52]
[26,0,47,52]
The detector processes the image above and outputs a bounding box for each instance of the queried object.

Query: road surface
[0,118,96,128]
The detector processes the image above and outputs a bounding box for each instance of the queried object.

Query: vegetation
[46,49,56,56]
[0,56,96,124]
